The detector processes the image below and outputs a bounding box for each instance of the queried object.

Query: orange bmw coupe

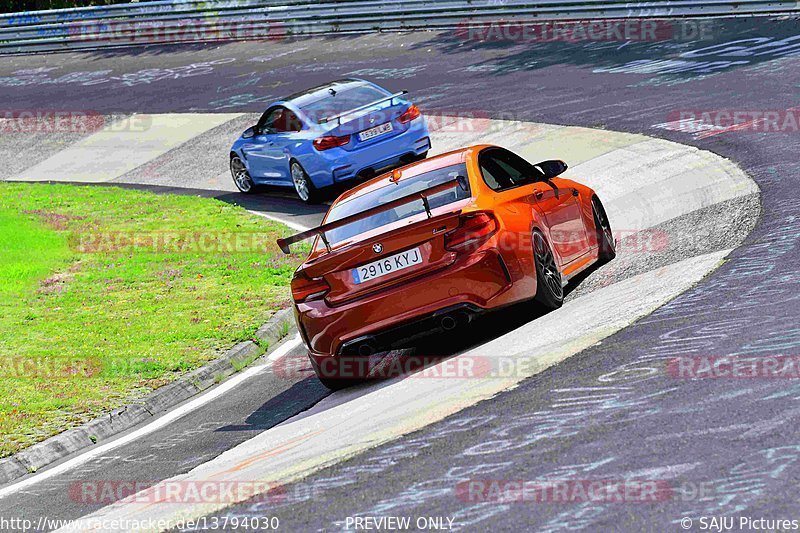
[278,145,615,388]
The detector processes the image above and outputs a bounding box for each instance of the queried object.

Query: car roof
[283,78,379,108]
[331,147,484,208]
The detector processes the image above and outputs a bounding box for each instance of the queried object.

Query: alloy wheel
[230,157,252,193]
[291,163,310,202]
[534,232,564,301]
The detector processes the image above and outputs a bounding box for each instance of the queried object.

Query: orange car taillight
[291,272,331,303]
[445,212,498,252]
[398,104,421,124]
[313,134,351,151]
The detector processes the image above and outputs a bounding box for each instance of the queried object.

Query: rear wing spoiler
[277,178,461,254]
[319,91,409,125]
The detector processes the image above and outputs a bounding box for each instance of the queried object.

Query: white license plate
[352,247,422,284]
[358,122,393,142]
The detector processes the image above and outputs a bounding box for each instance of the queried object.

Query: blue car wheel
[290,160,320,204]
[230,155,257,194]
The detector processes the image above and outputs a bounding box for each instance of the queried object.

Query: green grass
[0,182,306,458]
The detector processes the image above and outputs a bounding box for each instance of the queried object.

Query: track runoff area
[0,14,797,533]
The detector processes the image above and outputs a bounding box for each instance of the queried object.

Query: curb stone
[0,307,296,486]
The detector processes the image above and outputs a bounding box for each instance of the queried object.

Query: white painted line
[0,336,302,500]
[248,210,310,232]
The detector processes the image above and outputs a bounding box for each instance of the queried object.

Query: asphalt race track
[1,14,799,532]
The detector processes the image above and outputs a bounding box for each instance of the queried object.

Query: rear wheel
[230,155,257,194]
[533,231,564,309]
[290,161,320,204]
[317,374,361,391]
[592,196,616,262]
[310,355,362,390]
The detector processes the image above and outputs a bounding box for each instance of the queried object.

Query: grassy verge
[0,182,306,458]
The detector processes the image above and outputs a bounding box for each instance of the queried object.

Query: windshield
[324,164,470,245]
[299,84,389,124]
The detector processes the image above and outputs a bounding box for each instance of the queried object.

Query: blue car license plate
[358,122,393,142]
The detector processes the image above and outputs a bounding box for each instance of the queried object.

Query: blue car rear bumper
[297,117,430,189]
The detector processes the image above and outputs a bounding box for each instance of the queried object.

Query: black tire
[230,155,258,194]
[310,355,362,390]
[290,160,321,204]
[415,151,429,161]
[532,231,564,310]
[592,196,616,262]
[317,374,362,391]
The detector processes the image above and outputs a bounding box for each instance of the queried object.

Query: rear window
[324,164,470,245]
[300,85,389,124]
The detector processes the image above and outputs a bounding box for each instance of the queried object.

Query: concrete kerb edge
[0,307,296,485]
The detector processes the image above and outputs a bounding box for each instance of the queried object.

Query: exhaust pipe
[357,341,376,356]
[456,311,473,325]
[440,315,458,331]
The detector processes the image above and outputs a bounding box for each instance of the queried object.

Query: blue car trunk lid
[325,103,409,151]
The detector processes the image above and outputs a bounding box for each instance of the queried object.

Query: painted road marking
[11,114,241,183]
[0,336,303,500]
[248,210,311,232]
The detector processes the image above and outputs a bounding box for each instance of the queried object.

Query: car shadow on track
[352,260,605,369]
[106,182,331,221]
[215,377,331,433]
[270,262,611,428]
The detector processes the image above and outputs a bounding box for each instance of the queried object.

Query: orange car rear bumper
[296,248,520,365]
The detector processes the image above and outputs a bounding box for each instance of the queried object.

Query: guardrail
[1,0,798,54]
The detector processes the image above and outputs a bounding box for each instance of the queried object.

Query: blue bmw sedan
[229,79,431,203]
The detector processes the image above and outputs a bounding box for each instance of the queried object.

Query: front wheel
[290,161,320,204]
[533,231,564,310]
[230,155,257,194]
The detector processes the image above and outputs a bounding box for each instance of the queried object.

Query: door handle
[534,190,544,200]
[572,188,579,197]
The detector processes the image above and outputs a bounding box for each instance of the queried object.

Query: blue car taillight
[313,134,351,151]
[398,104,421,124]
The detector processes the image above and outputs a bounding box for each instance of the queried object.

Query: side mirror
[456,175,469,192]
[535,160,568,180]
[242,126,256,139]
